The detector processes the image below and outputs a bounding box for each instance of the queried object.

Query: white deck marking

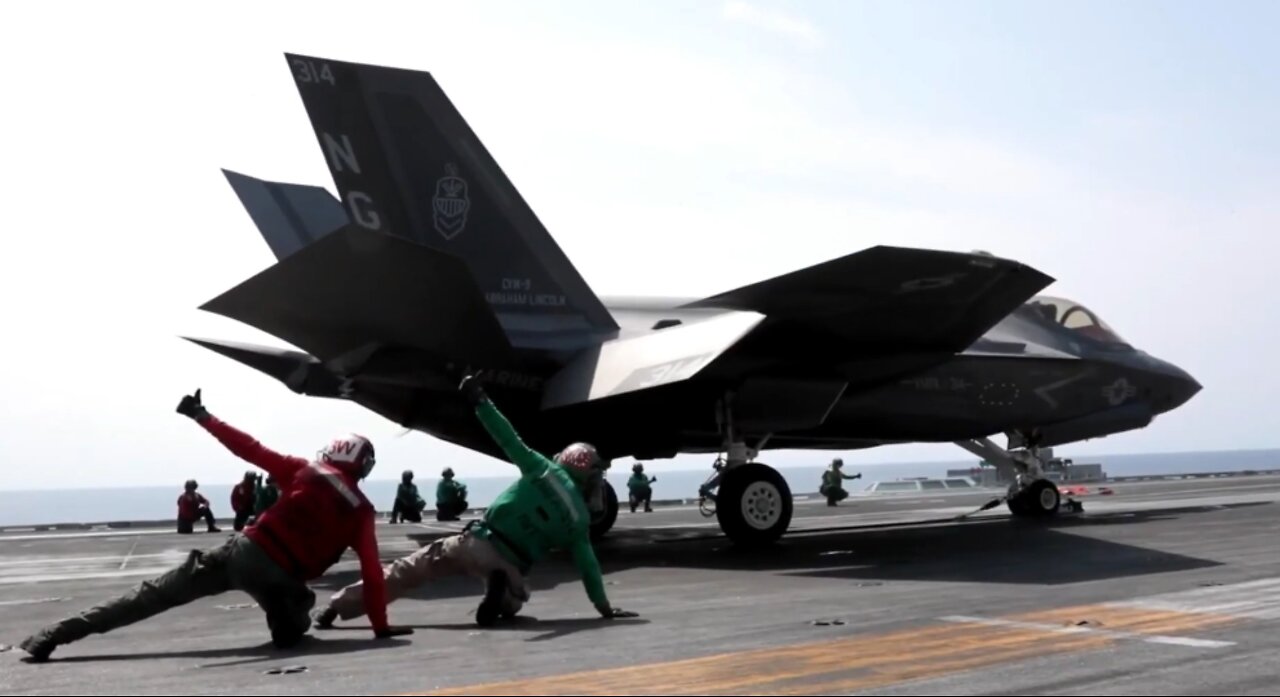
[1105,577,1280,621]
[119,537,140,570]
[940,615,1236,649]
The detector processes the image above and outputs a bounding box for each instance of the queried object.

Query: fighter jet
[187,54,1202,546]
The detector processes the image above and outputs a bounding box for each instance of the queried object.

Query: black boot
[476,571,509,627]
[311,606,338,630]
[203,508,221,533]
[18,633,57,663]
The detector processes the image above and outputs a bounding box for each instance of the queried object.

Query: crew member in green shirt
[390,470,427,524]
[435,468,469,521]
[627,463,657,513]
[820,458,862,506]
[254,474,279,517]
[312,372,638,628]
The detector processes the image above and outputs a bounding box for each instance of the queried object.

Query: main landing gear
[955,435,1066,519]
[698,402,793,547]
[589,480,619,541]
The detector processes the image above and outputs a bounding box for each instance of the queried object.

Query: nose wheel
[1007,478,1061,518]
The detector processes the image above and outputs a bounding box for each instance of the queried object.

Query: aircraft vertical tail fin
[281,53,619,352]
[222,169,349,261]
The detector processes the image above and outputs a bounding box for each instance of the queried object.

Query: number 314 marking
[292,58,336,86]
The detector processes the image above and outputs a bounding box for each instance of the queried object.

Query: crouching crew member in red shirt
[18,389,412,662]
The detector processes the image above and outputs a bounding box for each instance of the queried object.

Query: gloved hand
[176,389,210,422]
[458,372,488,406]
[374,626,414,639]
[598,605,640,620]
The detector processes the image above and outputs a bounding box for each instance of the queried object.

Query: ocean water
[1,448,1278,528]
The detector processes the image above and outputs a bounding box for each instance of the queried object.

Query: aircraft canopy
[1023,296,1130,347]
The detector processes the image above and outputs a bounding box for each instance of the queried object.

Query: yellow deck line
[405,605,1240,696]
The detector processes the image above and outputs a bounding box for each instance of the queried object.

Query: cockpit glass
[1020,296,1130,347]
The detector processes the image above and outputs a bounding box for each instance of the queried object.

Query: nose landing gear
[955,435,1076,520]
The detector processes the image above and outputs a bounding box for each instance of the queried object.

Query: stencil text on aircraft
[291,58,336,86]
[320,130,381,230]
[615,354,715,393]
[901,376,972,392]
[486,292,567,307]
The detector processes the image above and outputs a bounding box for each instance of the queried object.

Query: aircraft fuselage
[341,293,1199,465]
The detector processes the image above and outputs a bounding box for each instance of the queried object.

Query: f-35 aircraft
[187,53,1201,546]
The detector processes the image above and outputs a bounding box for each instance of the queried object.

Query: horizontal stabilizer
[183,337,347,397]
[542,311,766,409]
[222,169,349,260]
[199,225,512,365]
[685,247,1054,354]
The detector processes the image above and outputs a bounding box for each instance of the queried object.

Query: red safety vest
[198,416,389,632]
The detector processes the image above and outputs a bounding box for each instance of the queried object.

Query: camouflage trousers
[24,533,315,653]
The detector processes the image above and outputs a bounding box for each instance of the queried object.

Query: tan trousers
[327,531,530,620]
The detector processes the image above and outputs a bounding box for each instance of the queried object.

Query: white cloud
[721,0,823,48]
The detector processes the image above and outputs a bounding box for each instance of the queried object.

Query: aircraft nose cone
[1158,363,1201,412]
[1178,374,1203,407]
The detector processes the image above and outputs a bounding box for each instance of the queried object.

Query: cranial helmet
[556,442,607,514]
[554,442,602,480]
[319,434,376,479]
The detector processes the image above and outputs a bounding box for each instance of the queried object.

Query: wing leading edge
[685,246,1055,355]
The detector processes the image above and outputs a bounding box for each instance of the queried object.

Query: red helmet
[554,442,602,479]
[318,434,376,479]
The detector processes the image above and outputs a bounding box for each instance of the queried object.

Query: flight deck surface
[4,475,1279,695]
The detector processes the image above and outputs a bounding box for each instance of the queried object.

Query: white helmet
[319,434,376,479]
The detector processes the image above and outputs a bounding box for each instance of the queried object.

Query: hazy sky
[3,0,1277,491]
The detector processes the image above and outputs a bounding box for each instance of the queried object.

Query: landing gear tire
[1008,479,1060,519]
[716,463,793,547]
[590,481,619,541]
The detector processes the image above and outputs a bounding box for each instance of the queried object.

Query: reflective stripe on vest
[310,462,361,508]
[540,470,581,526]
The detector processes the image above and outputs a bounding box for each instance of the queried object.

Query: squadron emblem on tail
[432,163,470,241]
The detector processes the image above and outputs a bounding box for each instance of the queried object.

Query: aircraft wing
[684,246,1054,355]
